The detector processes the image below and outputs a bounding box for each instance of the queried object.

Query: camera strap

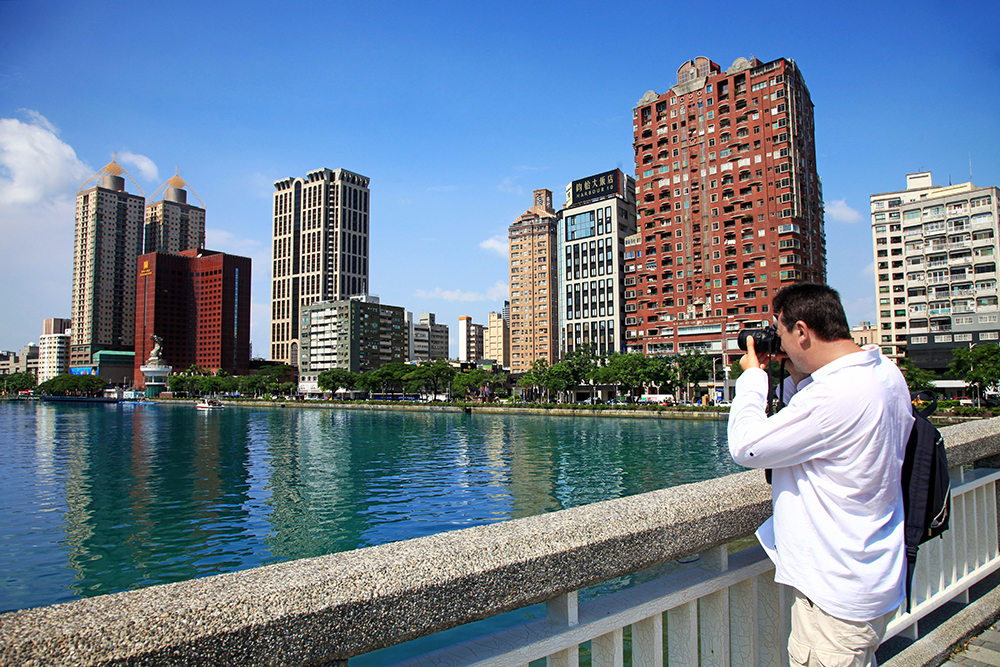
[764,359,788,485]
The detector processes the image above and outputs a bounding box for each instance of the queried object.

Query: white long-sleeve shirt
[728,345,913,621]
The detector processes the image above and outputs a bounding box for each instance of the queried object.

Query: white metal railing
[391,468,1000,667]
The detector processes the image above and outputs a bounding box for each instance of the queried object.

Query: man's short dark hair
[772,283,852,342]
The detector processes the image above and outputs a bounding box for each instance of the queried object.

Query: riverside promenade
[2,411,999,666]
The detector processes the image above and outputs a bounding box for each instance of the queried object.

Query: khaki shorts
[788,589,896,667]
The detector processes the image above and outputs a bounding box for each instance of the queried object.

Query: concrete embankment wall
[169,397,730,420]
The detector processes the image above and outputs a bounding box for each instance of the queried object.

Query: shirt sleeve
[727,370,831,469]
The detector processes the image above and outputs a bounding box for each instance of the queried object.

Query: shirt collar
[808,344,878,382]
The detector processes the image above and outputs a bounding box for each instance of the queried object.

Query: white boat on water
[196,399,224,410]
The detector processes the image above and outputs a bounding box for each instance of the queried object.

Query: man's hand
[739,335,771,372]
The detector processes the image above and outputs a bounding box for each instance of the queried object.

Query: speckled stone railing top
[3,417,999,666]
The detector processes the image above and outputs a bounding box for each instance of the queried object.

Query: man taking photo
[728,283,913,666]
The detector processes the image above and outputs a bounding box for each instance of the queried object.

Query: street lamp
[723,316,734,401]
[970,342,980,408]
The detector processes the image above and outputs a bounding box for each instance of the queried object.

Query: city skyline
[1,1,998,356]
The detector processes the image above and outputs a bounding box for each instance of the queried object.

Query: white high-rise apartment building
[271,168,370,365]
[871,172,999,369]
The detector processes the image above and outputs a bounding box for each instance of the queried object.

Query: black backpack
[901,390,952,611]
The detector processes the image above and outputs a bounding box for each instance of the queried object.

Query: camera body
[737,326,782,355]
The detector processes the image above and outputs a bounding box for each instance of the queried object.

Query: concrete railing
[3,419,1000,666]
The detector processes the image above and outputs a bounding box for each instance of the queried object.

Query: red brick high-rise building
[626,56,825,380]
[133,249,251,387]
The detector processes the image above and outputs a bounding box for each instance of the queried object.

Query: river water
[0,400,738,623]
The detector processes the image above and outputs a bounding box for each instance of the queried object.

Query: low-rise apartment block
[299,296,407,393]
[38,318,73,383]
[407,312,449,361]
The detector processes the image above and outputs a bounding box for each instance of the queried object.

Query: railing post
[699,545,730,667]
[668,600,698,667]
[547,592,579,667]
[950,466,971,604]
[756,572,786,667]
[633,613,663,667]
[592,628,623,667]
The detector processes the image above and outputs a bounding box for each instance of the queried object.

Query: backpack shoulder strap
[911,390,937,420]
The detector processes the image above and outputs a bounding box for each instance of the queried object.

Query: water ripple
[0,402,738,613]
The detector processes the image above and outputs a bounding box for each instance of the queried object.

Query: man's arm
[728,376,828,468]
[727,337,826,469]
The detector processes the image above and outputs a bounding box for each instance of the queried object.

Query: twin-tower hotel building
[70,159,252,390]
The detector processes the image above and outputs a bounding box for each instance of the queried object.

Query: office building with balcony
[298,295,407,393]
[871,172,999,368]
[625,56,825,368]
[558,169,636,357]
[509,189,558,374]
[271,168,370,366]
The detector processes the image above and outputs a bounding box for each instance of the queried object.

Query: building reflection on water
[0,402,738,614]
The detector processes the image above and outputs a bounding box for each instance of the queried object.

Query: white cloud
[497,176,522,194]
[413,281,509,303]
[119,151,159,182]
[248,172,273,199]
[206,228,265,257]
[414,287,486,301]
[485,281,509,301]
[479,235,508,257]
[862,261,874,277]
[826,199,862,224]
[843,296,876,328]
[19,109,57,135]
[0,112,91,207]
[0,112,89,348]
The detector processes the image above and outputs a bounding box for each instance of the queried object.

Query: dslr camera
[737,326,782,355]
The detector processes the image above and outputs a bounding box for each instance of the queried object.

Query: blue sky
[1,0,998,357]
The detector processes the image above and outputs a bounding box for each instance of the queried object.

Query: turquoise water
[0,401,738,615]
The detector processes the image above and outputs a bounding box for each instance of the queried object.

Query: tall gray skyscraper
[270,168,370,365]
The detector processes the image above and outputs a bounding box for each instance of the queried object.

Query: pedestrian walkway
[944,623,1000,667]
